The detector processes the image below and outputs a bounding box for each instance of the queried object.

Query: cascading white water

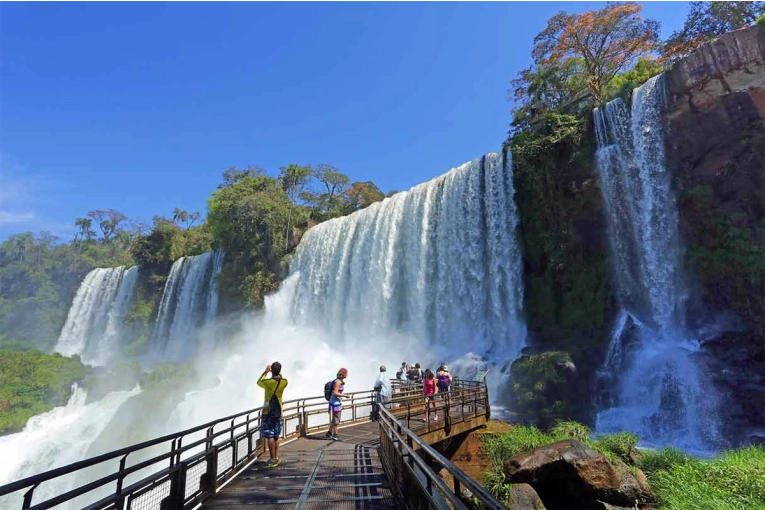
[153,251,224,362]
[204,250,225,324]
[593,74,720,451]
[292,152,525,357]
[55,266,140,366]
[0,385,140,510]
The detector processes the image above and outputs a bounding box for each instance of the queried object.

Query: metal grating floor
[201,422,399,509]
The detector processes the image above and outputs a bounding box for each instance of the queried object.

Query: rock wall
[664,25,765,444]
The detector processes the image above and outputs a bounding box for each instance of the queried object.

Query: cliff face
[664,25,765,444]
[665,24,765,336]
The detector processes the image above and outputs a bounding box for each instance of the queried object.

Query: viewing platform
[0,378,505,510]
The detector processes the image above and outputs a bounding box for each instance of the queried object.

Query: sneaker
[266,458,280,468]
[325,432,332,439]
[331,435,339,441]
[264,459,275,467]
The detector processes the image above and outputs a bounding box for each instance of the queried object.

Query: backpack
[324,379,337,401]
[268,378,284,418]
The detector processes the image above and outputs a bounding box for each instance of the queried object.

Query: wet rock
[504,439,653,509]
[506,483,546,510]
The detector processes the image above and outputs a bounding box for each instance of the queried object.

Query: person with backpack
[373,365,391,420]
[396,362,406,381]
[436,363,452,394]
[325,368,348,441]
[257,362,288,468]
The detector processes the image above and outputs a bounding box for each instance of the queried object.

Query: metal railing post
[114,453,129,509]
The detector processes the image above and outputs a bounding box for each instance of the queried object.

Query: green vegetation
[661,2,765,63]
[681,183,765,333]
[481,421,765,509]
[0,349,88,434]
[643,446,765,509]
[509,111,614,422]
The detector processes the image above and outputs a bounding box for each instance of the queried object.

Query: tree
[661,2,765,63]
[220,166,265,189]
[278,164,312,250]
[509,59,588,131]
[87,209,127,243]
[529,3,660,104]
[187,212,201,228]
[74,217,96,243]
[300,165,352,220]
[172,207,188,225]
[344,181,385,213]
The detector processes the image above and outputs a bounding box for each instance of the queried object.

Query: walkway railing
[0,378,504,510]
[0,389,377,510]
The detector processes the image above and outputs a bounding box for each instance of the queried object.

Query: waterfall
[55,266,140,366]
[0,385,140,510]
[152,250,224,362]
[291,152,525,358]
[593,74,720,451]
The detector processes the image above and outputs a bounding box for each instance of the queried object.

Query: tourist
[436,363,452,394]
[396,362,407,380]
[373,365,392,420]
[407,363,422,384]
[326,368,349,441]
[257,362,288,468]
[423,368,438,422]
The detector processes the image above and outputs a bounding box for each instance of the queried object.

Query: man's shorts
[261,414,282,439]
[329,406,342,426]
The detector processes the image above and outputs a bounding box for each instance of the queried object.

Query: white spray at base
[0,385,140,509]
[593,74,720,453]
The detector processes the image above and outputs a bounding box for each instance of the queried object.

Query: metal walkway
[0,379,504,510]
[202,422,396,509]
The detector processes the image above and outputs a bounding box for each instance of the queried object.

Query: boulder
[506,483,545,510]
[504,439,653,509]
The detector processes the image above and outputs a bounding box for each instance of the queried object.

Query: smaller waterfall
[593,75,720,452]
[152,251,224,362]
[55,266,140,366]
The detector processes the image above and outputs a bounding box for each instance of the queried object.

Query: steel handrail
[0,387,375,499]
[0,378,492,510]
[377,380,502,510]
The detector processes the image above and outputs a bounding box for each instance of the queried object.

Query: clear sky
[0,2,690,241]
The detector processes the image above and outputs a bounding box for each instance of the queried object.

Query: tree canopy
[510,2,660,131]
[661,1,765,63]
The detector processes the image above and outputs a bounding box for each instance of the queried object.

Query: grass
[643,446,765,510]
[481,421,765,509]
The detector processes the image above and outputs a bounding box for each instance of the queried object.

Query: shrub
[592,431,639,463]
[550,420,591,442]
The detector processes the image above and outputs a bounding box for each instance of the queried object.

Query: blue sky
[0,2,690,241]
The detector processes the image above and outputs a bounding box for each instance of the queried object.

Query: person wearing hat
[326,368,349,441]
[436,363,452,394]
[373,365,392,420]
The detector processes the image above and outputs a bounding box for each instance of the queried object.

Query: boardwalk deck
[202,422,398,509]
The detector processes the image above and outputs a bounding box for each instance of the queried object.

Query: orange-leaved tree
[531,2,660,104]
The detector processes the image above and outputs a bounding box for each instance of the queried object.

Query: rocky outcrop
[510,350,592,428]
[504,439,654,509]
[664,24,765,445]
